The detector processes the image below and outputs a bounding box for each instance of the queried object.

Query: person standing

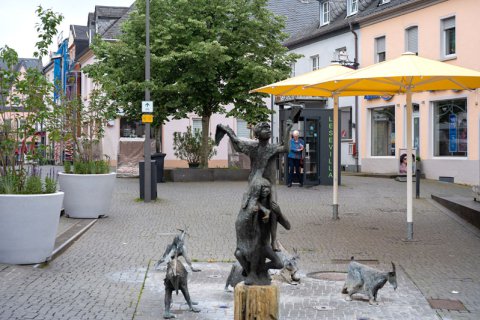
[288,130,304,187]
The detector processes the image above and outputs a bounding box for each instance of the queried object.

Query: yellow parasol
[306,52,480,239]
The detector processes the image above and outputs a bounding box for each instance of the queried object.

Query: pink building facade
[357,0,480,185]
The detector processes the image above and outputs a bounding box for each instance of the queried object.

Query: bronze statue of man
[216,113,297,285]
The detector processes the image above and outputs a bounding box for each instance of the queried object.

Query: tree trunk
[200,115,210,168]
[154,124,162,153]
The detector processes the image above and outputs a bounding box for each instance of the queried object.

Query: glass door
[303,118,320,185]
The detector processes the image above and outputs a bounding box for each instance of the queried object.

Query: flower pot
[58,172,116,219]
[0,192,64,264]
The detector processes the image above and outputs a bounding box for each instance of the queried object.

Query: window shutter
[376,37,386,53]
[237,119,250,138]
[192,119,202,133]
[407,27,418,53]
[443,17,455,29]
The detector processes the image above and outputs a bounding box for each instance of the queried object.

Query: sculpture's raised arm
[276,105,302,154]
[216,123,256,155]
[276,119,294,154]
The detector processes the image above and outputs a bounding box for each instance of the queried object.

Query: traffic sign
[142,114,153,123]
[142,101,153,113]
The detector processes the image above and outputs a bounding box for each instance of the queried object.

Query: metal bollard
[415,169,420,199]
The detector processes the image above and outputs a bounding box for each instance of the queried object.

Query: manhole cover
[313,305,335,311]
[307,271,347,281]
[427,299,467,311]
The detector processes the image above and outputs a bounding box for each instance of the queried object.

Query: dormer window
[347,0,358,16]
[321,1,330,26]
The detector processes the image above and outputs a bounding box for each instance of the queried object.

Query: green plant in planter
[173,126,216,168]
[60,87,117,174]
[0,6,63,194]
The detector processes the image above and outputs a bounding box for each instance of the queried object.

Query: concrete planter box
[0,192,64,264]
[167,168,249,182]
[59,172,116,219]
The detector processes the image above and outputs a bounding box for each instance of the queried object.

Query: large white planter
[0,192,64,264]
[58,172,116,219]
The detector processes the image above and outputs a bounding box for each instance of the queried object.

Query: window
[375,36,386,62]
[120,117,144,138]
[311,55,320,71]
[371,106,395,156]
[347,0,358,16]
[441,16,456,57]
[341,107,352,140]
[405,26,418,54]
[434,99,467,157]
[192,118,202,133]
[236,119,250,138]
[321,1,330,25]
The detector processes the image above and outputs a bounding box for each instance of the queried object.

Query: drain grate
[427,299,467,311]
[307,271,347,281]
[331,259,379,265]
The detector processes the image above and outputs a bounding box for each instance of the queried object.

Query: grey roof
[102,4,135,39]
[357,0,423,19]
[94,5,130,35]
[71,25,89,41]
[16,58,42,72]
[284,0,434,47]
[267,0,320,38]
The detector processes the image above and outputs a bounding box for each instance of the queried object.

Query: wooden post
[234,282,279,320]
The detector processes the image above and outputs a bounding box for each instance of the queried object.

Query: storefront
[277,99,341,186]
[359,91,479,185]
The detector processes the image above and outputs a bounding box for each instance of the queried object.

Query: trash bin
[151,153,166,183]
[139,160,157,200]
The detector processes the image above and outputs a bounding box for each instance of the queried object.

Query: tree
[0,6,63,192]
[87,0,299,168]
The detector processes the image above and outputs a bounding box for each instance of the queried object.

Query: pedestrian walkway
[0,176,479,319]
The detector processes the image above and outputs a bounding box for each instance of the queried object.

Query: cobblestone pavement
[1,176,479,320]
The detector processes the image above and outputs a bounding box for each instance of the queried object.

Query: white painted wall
[287,30,360,168]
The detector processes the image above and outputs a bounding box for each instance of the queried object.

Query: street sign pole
[144,0,151,203]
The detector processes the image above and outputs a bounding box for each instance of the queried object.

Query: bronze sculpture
[216,107,299,285]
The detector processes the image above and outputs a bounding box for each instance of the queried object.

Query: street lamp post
[144,0,152,203]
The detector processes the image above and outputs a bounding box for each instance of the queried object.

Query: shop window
[341,107,352,140]
[236,119,250,138]
[371,106,395,156]
[434,99,467,157]
[375,36,386,63]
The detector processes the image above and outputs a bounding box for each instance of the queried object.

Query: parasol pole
[333,93,339,220]
[406,87,413,240]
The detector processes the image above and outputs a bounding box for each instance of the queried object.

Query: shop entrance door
[303,117,321,185]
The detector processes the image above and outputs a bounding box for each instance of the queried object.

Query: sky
[0,0,133,61]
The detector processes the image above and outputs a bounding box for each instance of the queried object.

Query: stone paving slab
[133,261,438,320]
[1,176,480,320]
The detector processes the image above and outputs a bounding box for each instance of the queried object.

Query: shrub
[173,126,216,166]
